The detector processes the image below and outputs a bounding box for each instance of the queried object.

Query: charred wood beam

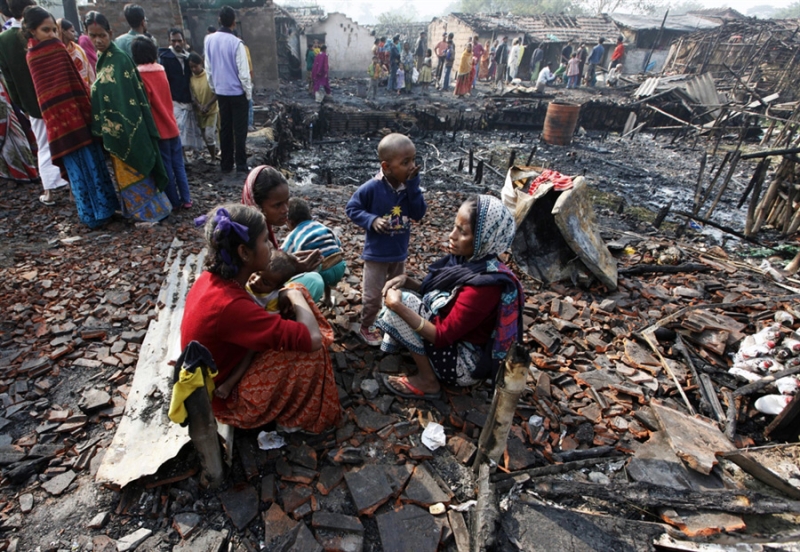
[531,478,800,515]
[644,105,702,130]
[619,263,710,276]
[675,211,764,245]
[741,146,800,160]
[491,456,618,483]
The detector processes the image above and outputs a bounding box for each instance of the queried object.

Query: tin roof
[450,12,619,43]
[611,13,719,33]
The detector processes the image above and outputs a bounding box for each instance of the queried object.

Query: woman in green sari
[84,11,171,223]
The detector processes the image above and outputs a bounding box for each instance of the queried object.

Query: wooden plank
[720,450,800,500]
[532,478,800,514]
[765,392,800,440]
[652,402,735,475]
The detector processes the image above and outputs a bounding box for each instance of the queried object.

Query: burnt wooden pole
[473,343,529,471]
[185,367,225,489]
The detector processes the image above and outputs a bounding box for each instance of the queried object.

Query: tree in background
[374,9,422,40]
[666,0,703,14]
[458,0,583,14]
[746,5,777,18]
[775,1,800,18]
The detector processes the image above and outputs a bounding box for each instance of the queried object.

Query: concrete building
[294,11,374,78]
[182,4,280,91]
[78,0,183,49]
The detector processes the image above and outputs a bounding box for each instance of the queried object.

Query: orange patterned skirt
[212,285,342,432]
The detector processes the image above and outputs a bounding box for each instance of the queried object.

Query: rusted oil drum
[542,102,582,146]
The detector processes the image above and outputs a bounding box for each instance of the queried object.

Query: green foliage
[775,1,800,18]
[668,0,704,15]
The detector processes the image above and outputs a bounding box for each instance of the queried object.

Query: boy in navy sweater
[346,134,427,346]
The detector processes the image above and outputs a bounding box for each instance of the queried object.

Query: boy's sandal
[379,373,441,400]
[38,195,55,206]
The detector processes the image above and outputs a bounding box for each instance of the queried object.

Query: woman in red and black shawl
[24,6,119,228]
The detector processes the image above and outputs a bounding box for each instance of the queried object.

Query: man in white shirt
[204,5,252,174]
[535,62,555,92]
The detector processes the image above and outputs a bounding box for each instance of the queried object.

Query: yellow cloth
[190,70,218,128]
[245,45,253,73]
[458,49,472,76]
[168,365,217,424]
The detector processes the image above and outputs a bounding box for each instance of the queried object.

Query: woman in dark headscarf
[377,194,524,398]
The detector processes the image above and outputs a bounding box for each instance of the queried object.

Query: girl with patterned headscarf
[377,194,524,397]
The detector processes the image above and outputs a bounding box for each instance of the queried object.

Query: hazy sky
[311,0,797,24]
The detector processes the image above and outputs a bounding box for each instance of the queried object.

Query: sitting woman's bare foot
[214,383,234,399]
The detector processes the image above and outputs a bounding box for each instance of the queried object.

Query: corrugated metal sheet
[611,13,719,32]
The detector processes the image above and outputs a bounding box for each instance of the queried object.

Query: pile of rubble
[2,91,800,551]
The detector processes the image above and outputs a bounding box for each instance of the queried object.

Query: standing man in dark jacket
[494,36,509,90]
[160,28,200,153]
[414,30,426,73]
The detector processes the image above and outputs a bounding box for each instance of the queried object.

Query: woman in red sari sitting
[180,204,341,432]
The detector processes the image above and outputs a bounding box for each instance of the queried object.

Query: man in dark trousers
[494,35,509,90]
[204,5,252,173]
[160,28,198,153]
[414,30,426,72]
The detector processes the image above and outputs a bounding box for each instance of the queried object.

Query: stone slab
[219,483,259,530]
[376,505,441,552]
[402,464,451,507]
[116,528,153,552]
[502,499,665,552]
[263,503,298,544]
[41,470,76,496]
[344,464,394,516]
[172,529,228,552]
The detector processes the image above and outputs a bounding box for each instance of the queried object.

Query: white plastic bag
[412,68,420,84]
[421,422,446,451]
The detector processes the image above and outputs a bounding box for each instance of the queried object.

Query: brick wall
[78,0,183,48]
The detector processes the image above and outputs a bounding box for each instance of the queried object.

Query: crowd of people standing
[361,30,623,99]
[0,1,261,228]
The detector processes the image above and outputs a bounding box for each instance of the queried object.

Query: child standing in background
[367,56,383,100]
[346,133,427,346]
[419,49,433,93]
[131,36,192,210]
[188,52,218,161]
[566,53,581,89]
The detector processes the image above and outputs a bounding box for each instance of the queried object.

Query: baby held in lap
[214,251,297,400]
